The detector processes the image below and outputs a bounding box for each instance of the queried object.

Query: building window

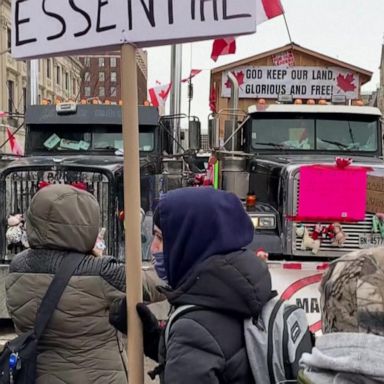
[84,71,90,82]
[7,28,11,50]
[99,87,105,97]
[23,87,27,112]
[73,78,77,95]
[65,73,69,90]
[7,80,14,113]
[99,57,104,67]
[56,65,61,84]
[111,72,117,82]
[110,86,117,97]
[99,72,105,82]
[84,87,91,97]
[84,57,90,66]
[46,59,51,78]
[110,57,117,67]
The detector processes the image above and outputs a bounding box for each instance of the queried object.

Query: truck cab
[214,103,384,259]
[0,103,175,264]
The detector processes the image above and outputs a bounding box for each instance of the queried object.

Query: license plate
[359,234,384,248]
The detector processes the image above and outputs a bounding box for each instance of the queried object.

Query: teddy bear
[296,224,320,254]
[330,222,346,247]
[6,214,29,250]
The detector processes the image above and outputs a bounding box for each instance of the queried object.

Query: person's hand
[136,303,161,362]
[109,297,127,334]
[256,247,269,261]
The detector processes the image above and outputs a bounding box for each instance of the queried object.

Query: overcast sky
[145,0,384,132]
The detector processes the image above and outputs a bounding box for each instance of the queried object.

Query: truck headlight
[250,215,276,229]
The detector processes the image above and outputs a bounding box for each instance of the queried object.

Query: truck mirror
[188,117,201,151]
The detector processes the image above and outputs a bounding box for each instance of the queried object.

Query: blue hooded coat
[155,187,273,384]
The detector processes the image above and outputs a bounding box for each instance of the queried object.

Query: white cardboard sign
[12,0,256,59]
[221,65,360,99]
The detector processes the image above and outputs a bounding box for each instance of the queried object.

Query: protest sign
[13,0,256,58]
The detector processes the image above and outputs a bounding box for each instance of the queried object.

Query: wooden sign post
[121,44,144,384]
[11,1,258,383]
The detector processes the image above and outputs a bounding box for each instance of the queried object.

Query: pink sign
[298,165,367,221]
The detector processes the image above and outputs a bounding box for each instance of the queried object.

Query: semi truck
[0,103,203,317]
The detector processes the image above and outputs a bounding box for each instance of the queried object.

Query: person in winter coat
[6,184,128,384]
[110,187,274,384]
[298,247,384,384]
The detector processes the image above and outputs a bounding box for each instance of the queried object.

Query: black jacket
[157,249,273,384]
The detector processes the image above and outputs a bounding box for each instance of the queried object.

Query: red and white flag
[211,37,236,62]
[148,83,173,108]
[209,85,217,113]
[6,127,23,156]
[182,69,202,83]
[210,0,284,62]
[256,0,284,25]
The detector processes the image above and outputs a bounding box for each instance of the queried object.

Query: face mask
[152,252,168,283]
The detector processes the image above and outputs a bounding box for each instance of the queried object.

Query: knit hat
[320,247,384,336]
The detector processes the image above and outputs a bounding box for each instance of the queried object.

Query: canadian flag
[256,0,284,25]
[6,127,23,156]
[148,83,173,109]
[210,38,236,62]
[181,69,202,83]
[210,0,284,62]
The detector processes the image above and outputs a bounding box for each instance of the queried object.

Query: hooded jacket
[298,333,384,384]
[6,185,128,384]
[154,187,273,384]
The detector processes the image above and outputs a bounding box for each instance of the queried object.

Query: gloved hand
[136,303,161,362]
[109,297,127,334]
[109,298,161,362]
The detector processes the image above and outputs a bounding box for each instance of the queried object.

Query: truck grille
[0,168,114,260]
[292,173,375,256]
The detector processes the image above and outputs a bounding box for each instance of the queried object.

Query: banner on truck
[269,262,328,333]
[221,66,359,99]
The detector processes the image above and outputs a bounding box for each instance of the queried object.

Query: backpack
[165,298,313,384]
[0,252,85,384]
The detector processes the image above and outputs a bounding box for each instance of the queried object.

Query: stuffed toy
[6,214,29,250]
[311,224,323,241]
[330,222,346,247]
[92,228,106,257]
[321,224,336,240]
[372,213,384,238]
[296,224,320,254]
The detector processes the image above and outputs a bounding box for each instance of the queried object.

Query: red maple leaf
[225,70,245,88]
[336,73,356,92]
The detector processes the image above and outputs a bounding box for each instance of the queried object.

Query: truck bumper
[248,233,283,254]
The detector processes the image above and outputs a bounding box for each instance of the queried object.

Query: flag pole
[121,43,144,384]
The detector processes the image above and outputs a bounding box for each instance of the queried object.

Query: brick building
[79,50,148,105]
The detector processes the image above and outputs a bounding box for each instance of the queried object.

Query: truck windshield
[251,113,378,152]
[28,124,155,153]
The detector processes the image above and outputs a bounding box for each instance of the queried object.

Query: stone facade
[0,0,82,155]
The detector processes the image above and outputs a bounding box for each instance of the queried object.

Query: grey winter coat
[6,185,128,384]
[298,333,384,384]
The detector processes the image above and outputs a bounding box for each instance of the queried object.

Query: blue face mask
[152,252,168,283]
